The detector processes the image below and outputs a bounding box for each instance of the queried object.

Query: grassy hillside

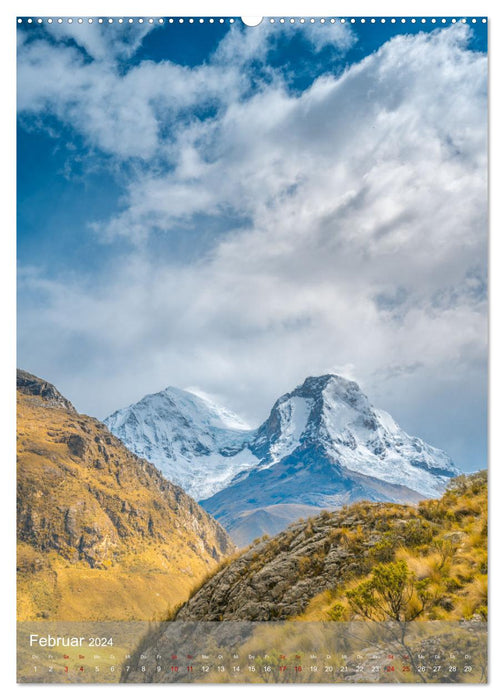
[17,370,235,621]
[122,471,487,683]
[300,471,487,623]
[173,471,487,622]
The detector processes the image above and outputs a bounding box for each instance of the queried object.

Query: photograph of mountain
[16,15,487,684]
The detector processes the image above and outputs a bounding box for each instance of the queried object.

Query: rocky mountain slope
[16,370,235,622]
[106,375,459,546]
[175,471,486,622]
[122,472,486,683]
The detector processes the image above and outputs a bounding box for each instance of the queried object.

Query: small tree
[345,560,431,682]
[346,560,425,623]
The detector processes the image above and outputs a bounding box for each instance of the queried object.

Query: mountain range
[105,374,459,546]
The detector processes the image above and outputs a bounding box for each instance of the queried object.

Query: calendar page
[16,15,488,684]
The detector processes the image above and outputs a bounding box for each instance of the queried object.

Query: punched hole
[241,17,263,26]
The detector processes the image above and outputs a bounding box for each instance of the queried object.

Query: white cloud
[45,20,156,62]
[17,20,355,160]
[17,23,487,469]
[299,20,357,53]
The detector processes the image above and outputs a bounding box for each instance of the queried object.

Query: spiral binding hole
[16,16,488,26]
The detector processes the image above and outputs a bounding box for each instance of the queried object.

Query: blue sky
[17,18,488,470]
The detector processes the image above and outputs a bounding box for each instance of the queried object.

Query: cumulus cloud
[17,23,487,470]
[45,19,156,62]
[17,20,355,161]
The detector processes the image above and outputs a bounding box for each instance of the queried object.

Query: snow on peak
[252,374,371,464]
[315,380,458,498]
[184,387,252,431]
[105,373,459,508]
[268,395,314,463]
[249,373,458,499]
[373,408,400,434]
[104,386,258,500]
[298,374,361,400]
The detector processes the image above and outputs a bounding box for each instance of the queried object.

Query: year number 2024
[88,638,113,647]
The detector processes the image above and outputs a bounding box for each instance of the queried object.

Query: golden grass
[17,391,235,622]
[298,471,487,624]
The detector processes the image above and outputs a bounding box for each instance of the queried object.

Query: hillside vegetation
[122,471,487,683]
[174,471,487,623]
[300,470,487,623]
[17,370,235,621]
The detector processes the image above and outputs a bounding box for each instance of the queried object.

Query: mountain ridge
[174,471,487,622]
[16,369,235,621]
[105,373,459,545]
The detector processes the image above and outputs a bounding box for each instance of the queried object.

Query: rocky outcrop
[17,369,76,412]
[175,503,414,621]
[123,473,487,683]
[176,472,486,622]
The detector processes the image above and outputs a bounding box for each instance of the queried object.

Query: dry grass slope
[122,472,487,684]
[300,471,487,622]
[173,471,486,623]
[16,371,235,621]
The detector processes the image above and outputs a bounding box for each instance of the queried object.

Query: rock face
[16,369,235,622]
[16,369,76,412]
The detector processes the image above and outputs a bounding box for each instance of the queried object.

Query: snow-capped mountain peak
[248,374,457,497]
[252,374,377,462]
[104,386,258,500]
[197,374,460,544]
[105,374,460,544]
